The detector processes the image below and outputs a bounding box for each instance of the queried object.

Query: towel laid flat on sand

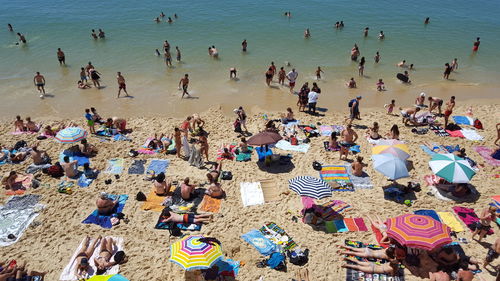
[59,236,124,280]
[0,195,44,247]
[59,152,90,167]
[453,206,494,235]
[82,194,128,229]
[146,159,170,175]
[199,195,222,213]
[260,179,280,203]
[259,222,297,251]
[141,188,170,212]
[453,116,474,125]
[334,219,348,232]
[427,184,479,202]
[414,210,441,222]
[241,229,276,256]
[437,211,465,232]
[461,129,483,141]
[319,125,333,136]
[167,186,205,213]
[346,165,373,189]
[320,165,354,191]
[128,159,146,174]
[275,140,310,153]
[240,182,264,207]
[473,146,500,167]
[104,159,124,174]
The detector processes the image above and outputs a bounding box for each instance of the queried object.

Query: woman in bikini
[199,134,209,161]
[386,124,400,140]
[342,246,401,276]
[206,166,224,198]
[94,237,126,275]
[74,236,101,279]
[368,215,390,244]
[153,172,171,196]
[366,122,381,140]
[329,133,340,151]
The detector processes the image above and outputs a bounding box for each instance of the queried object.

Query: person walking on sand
[278,67,286,85]
[57,48,65,65]
[286,68,298,93]
[179,74,190,98]
[33,72,46,98]
[316,66,324,80]
[443,63,452,79]
[472,37,480,52]
[444,96,455,127]
[116,72,129,98]
[242,39,247,52]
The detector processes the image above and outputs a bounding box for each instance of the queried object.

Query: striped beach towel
[319,165,354,191]
[259,222,297,251]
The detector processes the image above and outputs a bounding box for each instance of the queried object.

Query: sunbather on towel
[74,236,101,279]
[153,172,172,196]
[2,171,23,190]
[342,257,400,276]
[162,208,212,224]
[30,146,50,165]
[94,237,127,275]
[9,151,28,163]
[340,245,395,260]
[368,215,390,244]
[83,163,99,179]
[436,183,471,198]
[96,193,118,215]
[79,139,98,157]
[181,177,196,200]
[351,156,367,177]
[62,156,79,179]
[0,261,46,281]
[206,172,224,198]
[239,138,250,153]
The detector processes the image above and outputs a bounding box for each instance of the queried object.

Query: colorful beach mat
[346,165,373,189]
[414,210,441,222]
[452,206,494,235]
[0,195,44,247]
[104,158,125,174]
[473,146,500,167]
[319,165,354,191]
[141,188,169,212]
[259,222,297,251]
[437,211,465,232]
[199,195,222,213]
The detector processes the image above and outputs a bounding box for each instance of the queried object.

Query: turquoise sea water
[0,0,499,117]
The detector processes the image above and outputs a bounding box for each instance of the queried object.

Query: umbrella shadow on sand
[382,182,417,204]
[256,158,295,174]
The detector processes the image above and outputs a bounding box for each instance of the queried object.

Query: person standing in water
[57,48,65,65]
[374,51,381,63]
[316,66,324,80]
[378,31,385,39]
[33,72,46,97]
[176,46,181,62]
[443,63,452,79]
[473,37,480,52]
[17,33,26,44]
[265,68,273,86]
[269,62,276,79]
[286,68,299,94]
[164,50,172,67]
[116,72,129,98]
[7,23,13,31]
[358,57,365,76]
[304,28,311,38]
[363,27,369,37]
[424,17,430,24]
[278,67,286,85]
[179,74,190,98]
[98,29,105,38]
[91,29,98,39]
[229,68,237,79]
[242,39,247,52]
[80,67,87,83]
[451,58,458,71]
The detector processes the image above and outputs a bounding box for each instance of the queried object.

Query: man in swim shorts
[116,72,129,98]
[179,74,190,98]
[339,124,358,160]
[57,48,65,65]
[161,208,212,224]
[444,96,455,127]
[484,237,500,268]
[286,68,298,94]
[33,72,46,97]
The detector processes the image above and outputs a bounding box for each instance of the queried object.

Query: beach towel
[82,194,128,229]
[346,165,373,189]
[420,145,437,156]
[320,125,333,136]
[235,146,253,162]
[461,129,483,141]
[59,152,90,167]
[154,213,202,231]
[199,195,222,213]
[452,206,494,235]
[354,218,368,231]
[216,144,236,161]
[261,179,280,203]
[127,159,146,174]
[167,186,205,213]
[259,222,297,251]
[414,210,441,222]
[344,218,358,231]
[104,158,124,174]
[255,146,273,161]
[188,145,205,168]
[334,219,348,232]
[275,140,310,153]
[0,196,43,247]
[427,184,479,202]
[431,126,450,137]
[315,200,352,221]
[5,174,34,195]
[77,173,94,187]
[437,211,465,232]
[240,182,264,207]
[453,116,474,125]
[146,159,170,175]
[113,134,131,142]
[383,186,406,203]
[216,258,240,277]
[141,188,169,212]
[138,138,160,154]
[473,146,500,166]
[319,165,354,191]
[371,224,389,248]
[241,229,276,256]
[323,141,340,152]
[59,236,124,280]
[446,130,464,138]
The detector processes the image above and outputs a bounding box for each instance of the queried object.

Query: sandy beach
[0,102,498,280]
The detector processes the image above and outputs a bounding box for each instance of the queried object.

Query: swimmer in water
[316,66,324,80]
[378,31,385,39]
[374,51,380,63]
[17,33,26,44]
[8,23,13,31]
[304,28,311,38]
[154,17,160,23]
[340,21,344,27]
[241,39,247,52]
[397,60,407,67]
[334,22,340,29]
[346,77,357,88]
[98,29,105,38]
[160,12,165,17]
[409,64,414,70]
[229,68,237,79]
[167,17,173,23]
[424,17,430,24]
[472,37,480,52]
[174,13,178,18]
[363,27,369,37]
[211,46,218,58]
[91,29,98,39]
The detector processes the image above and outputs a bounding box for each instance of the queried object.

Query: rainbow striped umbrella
[386,214,452,251]
[55,127,88,143]
[170,235,223,271]
[87,274,129,281]
[372,143,410,160]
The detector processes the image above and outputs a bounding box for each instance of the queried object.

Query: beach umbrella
[87,274,129,281]
[170,235,223,271]
[372,154,409,180]
[428,153,475,183]
[372,144,410,160]
[55,127,88,143]
[247,131,282,146]
[386,214,452,251]
[377,139,405,146]
[288,176,332,199]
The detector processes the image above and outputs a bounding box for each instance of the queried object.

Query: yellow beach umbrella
[372,144,410,160]
[87,274,129,281]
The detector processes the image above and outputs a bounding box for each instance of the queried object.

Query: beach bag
[312,161,322,171]
[136,191,146,201]
[348,99,356,107]
[47,163,64,178]
[167,222,182,237]
[266,252,287,271]
[473,119,483,130]
[287,248,309,266]
[221,171,233,180]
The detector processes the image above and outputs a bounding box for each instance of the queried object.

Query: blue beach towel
[255,147,273,162]
[241,229,276,256]
[77,174,94,187]
[420,145,437,156]
[334,219,348,232]
[453,116,473,125]
[82,194,128,229]
[59,152,89,167]
[414,210,441,222]
[146,159,170,175]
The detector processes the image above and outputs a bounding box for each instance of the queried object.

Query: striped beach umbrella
[372,143,410,160]
[372,154,409,180]
[170,235,223,271]
[87,274,129,281]
[55,127,88,143]
[288,176,332,199]
[386,214,452,251]
[429,153,475,183]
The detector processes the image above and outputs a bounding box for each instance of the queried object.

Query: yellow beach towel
[141,188,169,212]
[438,211,465,232]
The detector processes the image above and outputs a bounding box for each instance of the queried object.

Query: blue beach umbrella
[55,127,88,143]
[372,154,409,180]
[288,176,332,199]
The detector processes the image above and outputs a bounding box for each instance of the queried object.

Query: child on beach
[84,109,95,134]
[376,79,385,91]
[384,100,396,115]
[78,80,90,89]
[316,66,323,80]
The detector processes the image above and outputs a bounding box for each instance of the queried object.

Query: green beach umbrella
[428,153,475,183]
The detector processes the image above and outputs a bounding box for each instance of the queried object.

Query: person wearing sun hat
[416,92,426,107]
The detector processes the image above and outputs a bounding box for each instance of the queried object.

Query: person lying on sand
[342,256,400,276]
[96,192,118,215]
[9,151,28,164]
[153,172,172,196]
[340,244,401,260]
[181,177,196,200]
[162,208,212,224]
[74,236,101,279]
[206,165,224,198]
[94,237,127,275]
[367,215,390,244]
